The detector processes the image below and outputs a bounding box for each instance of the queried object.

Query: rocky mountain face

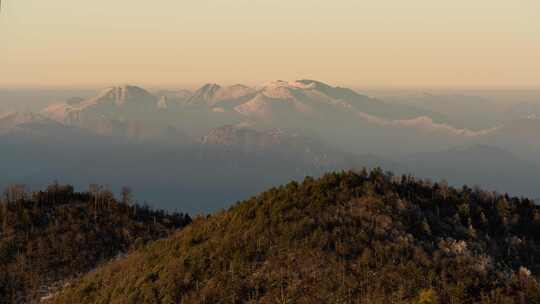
[154,89,193,106]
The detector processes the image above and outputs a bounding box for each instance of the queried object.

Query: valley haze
[1,80,539,213]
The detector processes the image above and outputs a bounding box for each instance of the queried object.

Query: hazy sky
[0,0,539,88]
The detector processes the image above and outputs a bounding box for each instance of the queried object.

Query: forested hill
[0,184,191,304]
[50,170,540,304]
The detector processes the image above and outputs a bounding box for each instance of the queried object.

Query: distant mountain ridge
[42,80,441,132]
[3,79,539,213]
[199,124,392,171]
[0,111,68,136]
[404,144,540,197]
[43,85,161,123]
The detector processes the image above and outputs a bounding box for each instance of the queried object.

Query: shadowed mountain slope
[0,184,191,304]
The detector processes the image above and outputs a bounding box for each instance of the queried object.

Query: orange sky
[0,0,539,88]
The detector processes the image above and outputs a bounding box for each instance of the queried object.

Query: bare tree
[121,186,132,205]
[4,184,26,203]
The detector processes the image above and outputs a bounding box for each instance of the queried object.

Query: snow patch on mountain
[353,111,498,137]
[42,85,160,123]
[234,92,313,118]
[186,83,256,107]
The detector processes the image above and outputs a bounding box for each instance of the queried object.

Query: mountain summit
[43,85,160,124]
[96,85,157,107]
[186,83,256,108]
[186,83,222,105]
[49,171,540,304]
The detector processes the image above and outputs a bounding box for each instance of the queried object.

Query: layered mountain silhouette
[1,79,539,212]
[405,144,540,198]
[199,124,390,172]
[41,80,443,138]
[479,116,540,162]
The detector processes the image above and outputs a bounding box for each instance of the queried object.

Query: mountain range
[1,80,539,213]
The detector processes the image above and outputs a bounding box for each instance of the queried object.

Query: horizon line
[1,81,539,92]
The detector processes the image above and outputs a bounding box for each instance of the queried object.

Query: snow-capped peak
[186,83,222,105]
[42,85,160,124]
[94,85,155,106]
[261,79,328,90]
[186,83,256,107]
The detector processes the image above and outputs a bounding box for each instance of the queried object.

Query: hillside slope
[0,184,191,304]
[51,171,540,304]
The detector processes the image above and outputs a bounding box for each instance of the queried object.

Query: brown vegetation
[50,170,540,303]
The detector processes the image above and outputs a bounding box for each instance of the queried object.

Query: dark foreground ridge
[0,184,191,304]
[50,170,540,304]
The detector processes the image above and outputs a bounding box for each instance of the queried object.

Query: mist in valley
[1,81,539,213]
